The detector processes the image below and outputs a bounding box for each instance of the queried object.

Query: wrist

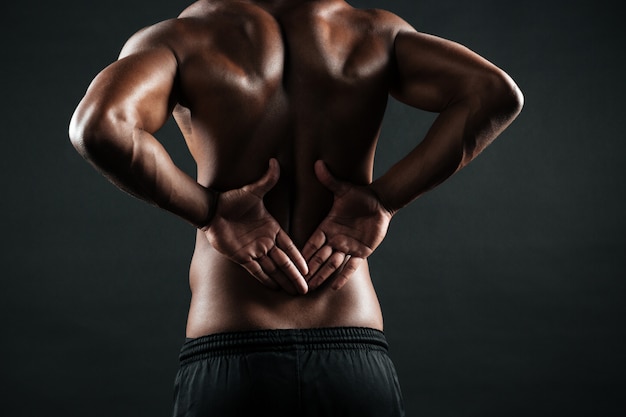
[198,188,219,231]
[368,181,397,217]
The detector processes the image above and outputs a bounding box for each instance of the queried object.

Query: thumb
[247,158,280,197]
[314,160,345,194]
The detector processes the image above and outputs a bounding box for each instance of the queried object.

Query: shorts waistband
[179,327,388,365]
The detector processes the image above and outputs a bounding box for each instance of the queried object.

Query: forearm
[371,75,523,213]
[70,118,215,228]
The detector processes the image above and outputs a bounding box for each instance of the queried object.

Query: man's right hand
[201,159,309,295]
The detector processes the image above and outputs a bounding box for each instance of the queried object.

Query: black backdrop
[2,0,624,416]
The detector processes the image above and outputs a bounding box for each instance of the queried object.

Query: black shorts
[172,327,405,417]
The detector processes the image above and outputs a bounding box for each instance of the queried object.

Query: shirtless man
[69,0,523,415]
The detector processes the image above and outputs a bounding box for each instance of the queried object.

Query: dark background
[2,0,624,416]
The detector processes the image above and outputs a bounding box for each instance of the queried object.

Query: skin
[69,0,523,337]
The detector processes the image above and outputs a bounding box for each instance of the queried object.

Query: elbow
[457,69,523,166]
[69,102,108,159]
[69,101,132,163]
[485,68,524,121]
[68,107,91,157]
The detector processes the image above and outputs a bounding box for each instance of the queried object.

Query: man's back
[70,0,522,414]
[159,0,398,242]
[115,0,406,336]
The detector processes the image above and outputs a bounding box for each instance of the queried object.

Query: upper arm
[71,22,180,139]
[390,29,513,112]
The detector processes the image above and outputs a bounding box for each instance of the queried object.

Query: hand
[202,159,309,295]
[302,160,393,291]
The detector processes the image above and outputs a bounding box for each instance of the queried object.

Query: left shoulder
[345,7,416,36]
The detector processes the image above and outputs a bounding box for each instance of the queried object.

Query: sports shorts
[172,326,405,416]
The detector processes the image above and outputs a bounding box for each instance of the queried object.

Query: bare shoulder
[118,18,185,59]
[339,5,416,37]
[119,2,279,58]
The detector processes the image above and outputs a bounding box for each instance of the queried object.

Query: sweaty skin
[70,0,523,337]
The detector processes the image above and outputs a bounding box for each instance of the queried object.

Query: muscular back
[122,0,403,335]
[153,0,398,244]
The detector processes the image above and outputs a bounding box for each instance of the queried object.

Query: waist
[185,238,384,337]
[180,327,388,365]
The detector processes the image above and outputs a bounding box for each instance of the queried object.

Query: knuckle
[278,259,292,270]
[311,255,326,265]
[336,275,349,284]
[282,241,296,252]
[303,241,316,251]
[324,260,341,271]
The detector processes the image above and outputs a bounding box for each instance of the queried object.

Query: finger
[302,229,326,261]
[276,229,309,276]
[241,260,280,291]
[329,257,363,291]
[247,158,280,198]
[314,160,345,195]
[308,251,346,290]
[258,255,299,296]
[306,245,333,281]
[268,246,308,295]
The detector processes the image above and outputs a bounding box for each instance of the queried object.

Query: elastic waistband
[179,327,388,365]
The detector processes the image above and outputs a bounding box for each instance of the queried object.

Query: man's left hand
[302,160,393,291]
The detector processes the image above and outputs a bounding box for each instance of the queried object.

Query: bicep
[390,30,502,112]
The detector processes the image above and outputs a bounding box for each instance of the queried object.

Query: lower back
[185,231,384,337]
